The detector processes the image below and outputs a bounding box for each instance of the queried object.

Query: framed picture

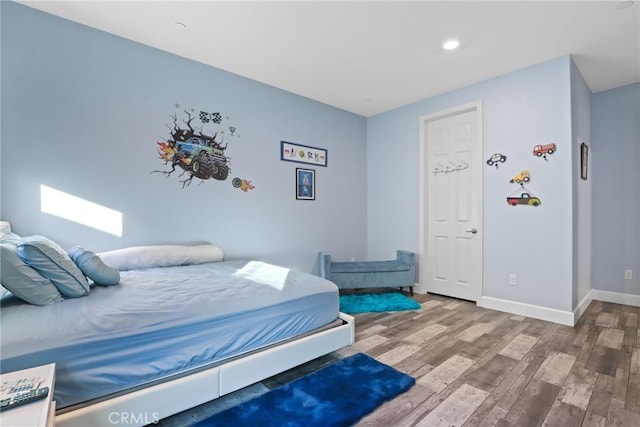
[580,142,588,180]
[281,141,328,167]
[296,168,315,200]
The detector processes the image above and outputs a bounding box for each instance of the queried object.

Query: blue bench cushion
[319,250,415,290]
[331,261,411,274]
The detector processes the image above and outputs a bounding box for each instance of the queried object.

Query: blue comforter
[0,261,339,409]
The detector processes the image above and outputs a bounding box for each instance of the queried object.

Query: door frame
[417,100,483,297]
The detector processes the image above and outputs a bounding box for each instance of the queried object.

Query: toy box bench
[319,250,416,296]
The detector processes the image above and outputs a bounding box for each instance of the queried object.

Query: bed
[0,248,354,427]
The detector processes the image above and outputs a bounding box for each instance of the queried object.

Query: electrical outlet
[625,270,633,280]
[350,257,356,262]
[509,274,517,286]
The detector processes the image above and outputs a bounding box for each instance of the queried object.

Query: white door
[421,104,482,301]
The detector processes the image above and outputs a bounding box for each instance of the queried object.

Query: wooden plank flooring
[158,292,640,426]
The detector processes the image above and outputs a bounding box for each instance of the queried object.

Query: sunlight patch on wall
[40,185,123,236]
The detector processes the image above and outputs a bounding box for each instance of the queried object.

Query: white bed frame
[55,312,354,427]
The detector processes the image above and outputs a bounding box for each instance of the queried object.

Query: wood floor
[158,292,640,427]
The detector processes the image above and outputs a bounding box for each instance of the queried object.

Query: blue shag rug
[193,353,415,427]
[339,292,421,314]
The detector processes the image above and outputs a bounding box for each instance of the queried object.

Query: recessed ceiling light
[175,21,186,29]
[442,39,460,51]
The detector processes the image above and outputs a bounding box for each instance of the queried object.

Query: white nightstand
[1,363,56,427]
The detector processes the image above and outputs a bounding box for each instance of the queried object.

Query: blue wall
[3,3,637,308]
[570,60,592,307]
[0,3,368,273]
[592,83,640,296]
[367,57,574,311]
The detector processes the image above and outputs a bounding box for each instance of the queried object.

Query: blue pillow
[0,243,64,305]
[17,235,90,298]
[69,246,120,286]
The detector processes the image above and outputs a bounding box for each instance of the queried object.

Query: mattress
[0,260,339,409]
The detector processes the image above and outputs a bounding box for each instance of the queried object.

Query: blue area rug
[193,353,415,427]
[339,292,421,314]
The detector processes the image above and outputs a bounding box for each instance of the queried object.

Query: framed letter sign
[281,141,327,167]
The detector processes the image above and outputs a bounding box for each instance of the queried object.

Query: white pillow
[0,221,11,238]
[98,244,224,271]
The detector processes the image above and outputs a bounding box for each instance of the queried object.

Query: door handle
[466,228,478,234]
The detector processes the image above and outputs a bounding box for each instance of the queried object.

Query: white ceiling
[18,1,640,116]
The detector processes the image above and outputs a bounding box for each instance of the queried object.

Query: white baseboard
[478,290,640,327]
[573,293,592,325]
[589,289,640,307]
[478,296,575,326]
[414,282,427,295]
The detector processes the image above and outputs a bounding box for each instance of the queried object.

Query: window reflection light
[40,185,122,236]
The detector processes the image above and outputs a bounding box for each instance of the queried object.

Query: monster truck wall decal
[153,105,254,191]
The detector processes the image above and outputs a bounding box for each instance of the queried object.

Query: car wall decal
[152,104,254,191]
[506,190,541,206]
[433,160,469,174]
[486,153,507,169]
[506,178,541,207]
[507,167,541,206]
[533,142,556,161]
[509,170,531,185]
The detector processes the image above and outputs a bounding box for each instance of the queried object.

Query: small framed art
[580,143,588,180]
[296,168,315,200]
